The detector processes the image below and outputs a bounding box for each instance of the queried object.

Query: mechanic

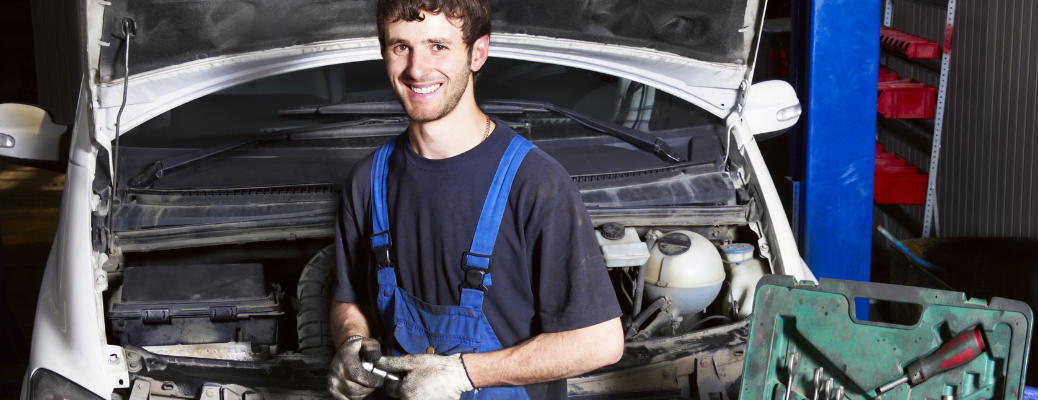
[326,0,624,399]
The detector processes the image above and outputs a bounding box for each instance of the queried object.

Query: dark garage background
[0,0,63,398]
[3,0,1038,398]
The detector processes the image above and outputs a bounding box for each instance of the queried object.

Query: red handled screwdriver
[876,327,986,394]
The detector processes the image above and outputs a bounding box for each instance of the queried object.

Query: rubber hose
[625,297,668,339]
[296,244,336,355]
[631,309,673,341]
[632,231,660,317]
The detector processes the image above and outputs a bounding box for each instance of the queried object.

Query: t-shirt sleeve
[333,167,372,305]
[525,155,622,333]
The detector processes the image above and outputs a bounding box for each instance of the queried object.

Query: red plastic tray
[873,150,927,205]
[877,165,917,174]
[878,85,937,119]
[876,158,908,167]
[875,171,928,205]
[879,67,898,82]
[879,79,924,89]
[880,26,941,59]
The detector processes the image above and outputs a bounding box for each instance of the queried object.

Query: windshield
[114,58,736,231]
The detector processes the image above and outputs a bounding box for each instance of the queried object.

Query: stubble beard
[398,63,471,123]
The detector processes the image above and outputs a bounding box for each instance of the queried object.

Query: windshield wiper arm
[279,100,545,117]
[128,117,408,189]
[280,100,684,163]
[279,101,406,116]
[484,100,685,163]
[129,132,286,189]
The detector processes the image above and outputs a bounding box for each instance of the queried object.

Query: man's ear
[470,35,490,72]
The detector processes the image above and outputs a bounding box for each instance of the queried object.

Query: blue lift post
[790,0,880,320]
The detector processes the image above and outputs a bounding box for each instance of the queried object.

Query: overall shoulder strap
[460,135,536,301]
[370,138,396,267]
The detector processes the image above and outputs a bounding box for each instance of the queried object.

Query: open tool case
[740,275,1033,400]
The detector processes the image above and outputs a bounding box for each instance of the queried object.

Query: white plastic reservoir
[595,222,650,268]
[643,230,726,316]
[719,243,769,320]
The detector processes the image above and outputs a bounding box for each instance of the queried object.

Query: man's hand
[375,353,474,400]
[327,335,385,400]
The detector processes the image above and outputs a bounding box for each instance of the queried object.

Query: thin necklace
[481,115,491,142]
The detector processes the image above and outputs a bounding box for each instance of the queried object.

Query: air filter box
[108,263,281,347]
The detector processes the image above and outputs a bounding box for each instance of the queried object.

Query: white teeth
[410,84,441,94]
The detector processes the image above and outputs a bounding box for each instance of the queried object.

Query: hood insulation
[98,0,758,82]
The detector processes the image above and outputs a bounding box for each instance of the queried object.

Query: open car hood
[83,0,770,144]
[90,0,764,85]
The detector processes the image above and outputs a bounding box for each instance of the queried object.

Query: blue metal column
[791,0,879,319]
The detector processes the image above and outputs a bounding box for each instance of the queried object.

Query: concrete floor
[0,162,63,399]
[0,161,64,334]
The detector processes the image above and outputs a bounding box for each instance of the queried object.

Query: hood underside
[96,0,762,83]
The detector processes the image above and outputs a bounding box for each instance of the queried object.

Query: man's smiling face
[383,12,477,122]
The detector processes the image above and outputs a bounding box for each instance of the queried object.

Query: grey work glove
[375,353,475,400]
[328,336,385,400]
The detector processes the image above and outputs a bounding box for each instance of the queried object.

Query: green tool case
[740,275,1032,400]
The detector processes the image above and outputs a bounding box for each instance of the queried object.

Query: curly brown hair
[376,0,491,54]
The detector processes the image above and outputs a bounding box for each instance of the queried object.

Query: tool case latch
[141,309,170,323]
[210,306,238,321]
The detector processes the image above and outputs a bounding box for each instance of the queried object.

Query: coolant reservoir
[595,222,650,268]
[643,231,726,316]
[719,243,769,320]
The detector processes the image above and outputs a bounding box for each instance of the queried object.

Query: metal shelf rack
[877,0,956,238]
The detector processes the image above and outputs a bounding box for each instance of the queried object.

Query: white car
[4,1,812,399]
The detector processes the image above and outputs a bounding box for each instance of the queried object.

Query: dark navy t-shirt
[333,122,621,399]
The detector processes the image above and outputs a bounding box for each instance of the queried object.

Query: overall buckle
[460,251,490,292]
[370,231,393,267]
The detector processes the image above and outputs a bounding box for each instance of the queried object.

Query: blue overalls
[368,135,535,400]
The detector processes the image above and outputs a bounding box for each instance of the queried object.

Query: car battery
[108,263,282,347]
[740,275,1032,400]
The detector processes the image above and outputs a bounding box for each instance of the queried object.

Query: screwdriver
[875,327,986,394]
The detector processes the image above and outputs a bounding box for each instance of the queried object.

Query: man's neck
[407,99,491,160]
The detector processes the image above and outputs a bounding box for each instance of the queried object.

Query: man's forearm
[462,317,624,387]
[331,300,374,348]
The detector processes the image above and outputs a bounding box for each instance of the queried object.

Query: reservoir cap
[658,232,692,256]
[600,222,626,240]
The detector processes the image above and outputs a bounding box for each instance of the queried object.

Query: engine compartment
[103,220,769,359]
[93,211,772,400]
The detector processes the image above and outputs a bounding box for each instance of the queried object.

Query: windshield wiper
[483,100,685,163]
[127,117,408,189]
[280,100,685,163]
[279,101,544,116]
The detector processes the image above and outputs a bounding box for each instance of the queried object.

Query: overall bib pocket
[380,286,484,355]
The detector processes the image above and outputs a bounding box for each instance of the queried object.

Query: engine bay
[94,205,774,400]
[103,218,769,356]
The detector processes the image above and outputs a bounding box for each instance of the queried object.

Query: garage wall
[0,0,38,105]
[30,0,81,125]
[879,0,1038,239]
